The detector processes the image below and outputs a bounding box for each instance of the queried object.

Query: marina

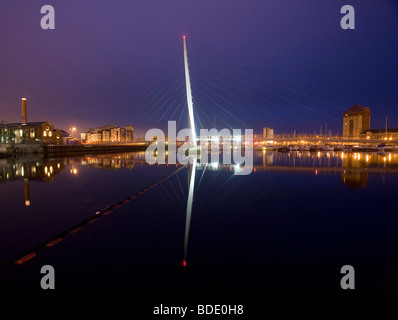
[0,0,397,302]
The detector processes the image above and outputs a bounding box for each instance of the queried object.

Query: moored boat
[352,145,378,152]
[277,146,289,152]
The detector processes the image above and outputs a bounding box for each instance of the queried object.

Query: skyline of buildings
[2,98,398,147]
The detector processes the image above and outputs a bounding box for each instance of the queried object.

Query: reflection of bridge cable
[174,171,186,199]
[195,163,208,195]
[163,175,186,206]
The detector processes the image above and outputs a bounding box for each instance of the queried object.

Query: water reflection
[341,171,368,190]
[183,157,196,267]
[2,149,398,296]
[0,157,65,183]
[0,152,147,206]
[2,151,398,208]
[255,150,398,190]
[180,150,398,264]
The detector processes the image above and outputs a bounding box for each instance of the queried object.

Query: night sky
[0,0,397,137]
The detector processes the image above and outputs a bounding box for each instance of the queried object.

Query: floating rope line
[7,166,185,268]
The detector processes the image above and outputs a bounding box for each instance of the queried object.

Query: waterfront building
[263,127,274,139]
[343,104,371,138]
[12,121,64,144]
[85,125,134,143]
[1,98,64,145]
[361,128,398,141]
[0,121,17,143]
[1,120,64,145]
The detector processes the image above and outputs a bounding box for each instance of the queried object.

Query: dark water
[1,150,398,299]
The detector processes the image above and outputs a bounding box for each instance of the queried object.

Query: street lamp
[70,127,76,137]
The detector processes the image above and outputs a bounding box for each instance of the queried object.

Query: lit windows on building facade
[85,125,134,143]
[343,104,371,138]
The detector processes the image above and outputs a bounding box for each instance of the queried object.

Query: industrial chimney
[22,98,27,125]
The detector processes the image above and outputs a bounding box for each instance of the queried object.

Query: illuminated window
[43,131,47,137]
[30,129,35,138]
[46,126,49,131]
[56,135,59,139]
[49,131,52,137]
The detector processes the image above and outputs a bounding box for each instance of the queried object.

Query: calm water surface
[1,150,398,299]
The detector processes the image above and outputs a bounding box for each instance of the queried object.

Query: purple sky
[0,0,397,136]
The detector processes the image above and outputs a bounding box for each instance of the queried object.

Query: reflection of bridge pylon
[183,157,196,267]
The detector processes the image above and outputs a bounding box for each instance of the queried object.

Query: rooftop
[343,104,368,114]
[8,121,47,126]
[344,103,363,113]
[58,129,70,137]
[362,128,398,134]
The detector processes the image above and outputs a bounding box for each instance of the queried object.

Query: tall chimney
[22,98,27,125]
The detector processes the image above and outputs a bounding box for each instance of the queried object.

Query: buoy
[14,252,36,265]
[69,226,83,234]
[46,238,63,247]
[87,218,98,224]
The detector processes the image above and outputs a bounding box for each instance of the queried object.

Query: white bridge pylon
[183,35,197,144]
